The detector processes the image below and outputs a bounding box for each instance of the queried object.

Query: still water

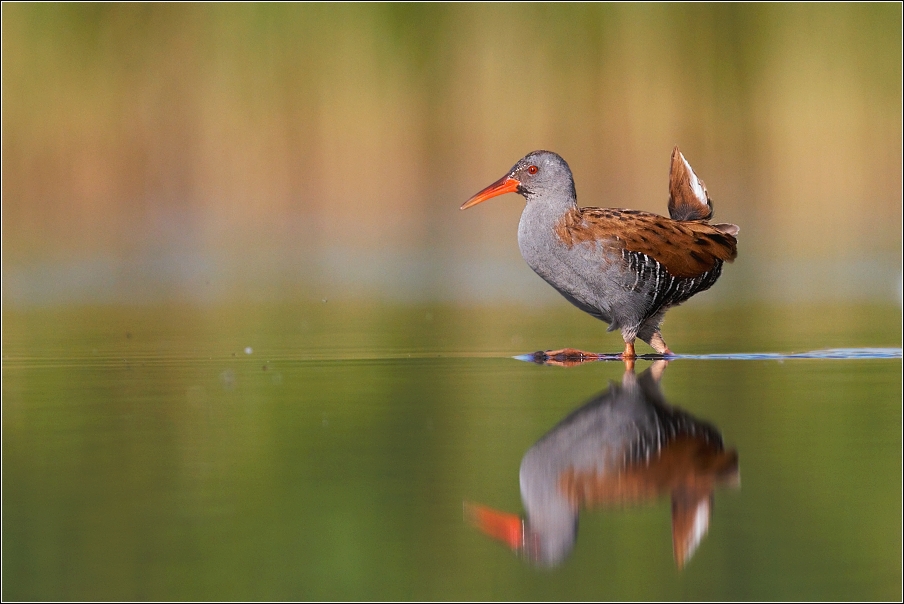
[3,302,901,600]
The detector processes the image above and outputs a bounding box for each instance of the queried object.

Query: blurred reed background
[2,4,901,307]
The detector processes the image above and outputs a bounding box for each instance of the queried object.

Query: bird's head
[461,150,576,210]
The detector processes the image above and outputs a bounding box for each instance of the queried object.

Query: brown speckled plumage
[555,206,737,278]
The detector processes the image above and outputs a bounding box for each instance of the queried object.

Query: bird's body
[466,361,740,568]
[461,148,738,358]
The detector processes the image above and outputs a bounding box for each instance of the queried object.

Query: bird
[465,360,739,568]
[461,147,739,359]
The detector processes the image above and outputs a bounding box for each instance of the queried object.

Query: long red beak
[460,176,520,210]
[463,501,524,550]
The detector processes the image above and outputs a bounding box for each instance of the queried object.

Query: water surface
[3,302,901,600]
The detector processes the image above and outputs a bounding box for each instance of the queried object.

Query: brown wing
[556,207,738,278]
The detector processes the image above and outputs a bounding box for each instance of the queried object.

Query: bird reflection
[466,360,738,569]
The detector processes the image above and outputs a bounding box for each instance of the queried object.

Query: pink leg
[648,332,673,356]
[621,340,636,360]
[539,348,603,366]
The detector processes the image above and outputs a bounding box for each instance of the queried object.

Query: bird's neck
[517,189,578,265]
[521,185,578,224]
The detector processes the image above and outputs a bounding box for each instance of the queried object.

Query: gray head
[464,500,577,569]
[522,513,579,568]
[461,150,577,210]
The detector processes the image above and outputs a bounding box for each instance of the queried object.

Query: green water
[2,302,901,600]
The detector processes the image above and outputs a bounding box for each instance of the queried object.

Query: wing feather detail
[555,207,738,279]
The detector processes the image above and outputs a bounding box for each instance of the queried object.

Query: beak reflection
[467,360,739,569]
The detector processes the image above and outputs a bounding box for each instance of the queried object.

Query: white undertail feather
[680,153,708,207]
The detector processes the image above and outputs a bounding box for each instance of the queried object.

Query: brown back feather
[555,207,738,279]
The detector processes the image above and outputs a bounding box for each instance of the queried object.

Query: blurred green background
[3,3,901,306]
[3,6,902,600]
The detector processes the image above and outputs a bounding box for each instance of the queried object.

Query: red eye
[527,165,538,175]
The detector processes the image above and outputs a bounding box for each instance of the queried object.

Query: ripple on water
[514,348,903,363]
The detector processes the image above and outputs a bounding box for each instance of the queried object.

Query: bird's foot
[622,340,675,360]
[529,348,607,367]
[524,346,667,367]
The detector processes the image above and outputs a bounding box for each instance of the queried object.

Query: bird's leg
[648,331,673,356]
[637,312,673,357]
[621,340,636,360]
[648,359,669,382]
[622,356,635,373]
